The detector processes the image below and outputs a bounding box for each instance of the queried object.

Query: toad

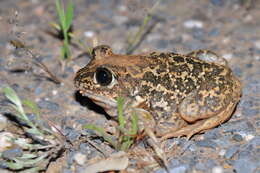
[74,45,242,139]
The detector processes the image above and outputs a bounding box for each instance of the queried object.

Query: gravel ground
[0,0,260,173]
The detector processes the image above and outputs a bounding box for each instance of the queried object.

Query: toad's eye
[94,67,113,86]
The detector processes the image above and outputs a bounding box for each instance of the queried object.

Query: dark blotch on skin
[172,56,185,63]
[156,63,167,73]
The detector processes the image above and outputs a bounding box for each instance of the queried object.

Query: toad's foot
[160,102,237,140]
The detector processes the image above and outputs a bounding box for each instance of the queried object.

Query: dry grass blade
[126,0,162,54]
[9,39,61,84]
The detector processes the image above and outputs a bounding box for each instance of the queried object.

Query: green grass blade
[55,0,66,30]
[3,87,23,111]
[84,124,117,149]
[130,112,138,135]
[7,161,24,170]
[117,97,125,129]
[23,99,40,118]
[65,0,74,31]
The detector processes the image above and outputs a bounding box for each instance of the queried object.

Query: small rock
[192,28,205,40]
[195,159,217,171]
[2,148,23,160]
[210,0,225,6]
[254,40,260,49]
[232,134,243,142]
[203,129,220,139]
[0,114,7,131]
[212,166,224,173]
[208,28,219,37]
[169,165,187,173]
[244,134,255,142]
[242,108,259,117]
[84,31,95,38]
[79,143,91,154]
[248,136,260,147]
[0,132,15,152]
[113,15,128,25]
[233,66,242,77]
[34,86,43,95]
[234,158,257,173]
[183,20,203,29]
[38,100,59,111]
[196,139,218,149]
[52,90,58,95]
[224,145,239,159]
[73,152,87,165]
[155,39,169,50]
[218,149,226,156]
[64,127,81,141]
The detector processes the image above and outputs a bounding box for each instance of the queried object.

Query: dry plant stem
[26,49,61,84]
[126,0,161,54]
[10,40,61,84]
[85,138,109,157]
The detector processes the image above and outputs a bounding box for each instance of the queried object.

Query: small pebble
[210,0,225,6]
[73,152,87,165]
[2,148,23,160]
[212,166,224,173]
[218,149,226,156]
[0,132,15,152]
[244,134,255,142]
[113,15,128,25]
[155,39,169,50]
[208,28,219,37]
[183,20,204,29]
[232,134,243,142]
[233,66,242,77]
[34,86,43,95]
[234,158,257,173]
[38,100,60,111]
[52,90,58,95]
[0,114,7,131]
[84,31,95,38]
[224,145,239,159]
[169,165,188,173]
[64,127,81,141]
[249,136,260,147]
[254,40,260,49]
[196,139,218,149]
[203,129,220,139]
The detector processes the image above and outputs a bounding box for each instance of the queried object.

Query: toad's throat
[80,90,117,110]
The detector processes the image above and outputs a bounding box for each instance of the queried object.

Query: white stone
[74,152,87,165]
[52,90,58,95]
[84,31,95,38]
[219,149,226,156]
[183,20,204,29]
[254,40,260,49]
[118,5,127,12]
[212,166,224,173]
[244,134,254,141]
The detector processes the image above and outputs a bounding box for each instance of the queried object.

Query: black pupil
[95,68,112,86]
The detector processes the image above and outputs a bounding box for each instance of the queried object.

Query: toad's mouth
[79,90,117,110]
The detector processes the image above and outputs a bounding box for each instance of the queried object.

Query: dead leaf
[79,151,128,173]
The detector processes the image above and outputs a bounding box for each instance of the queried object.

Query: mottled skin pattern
[74,45,242,139]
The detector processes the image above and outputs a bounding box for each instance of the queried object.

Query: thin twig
[126,0,161,54]
[10,39,62,84]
